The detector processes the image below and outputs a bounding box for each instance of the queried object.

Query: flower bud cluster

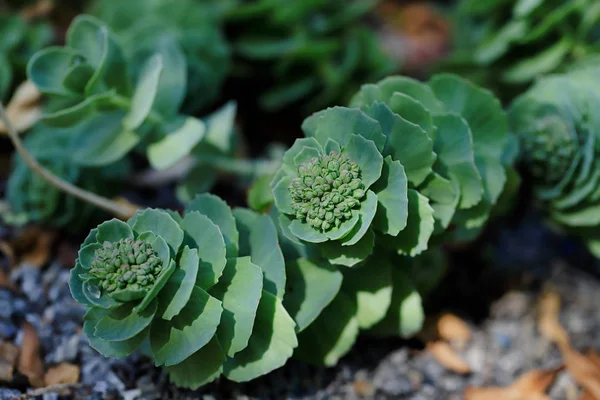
[521,117,577,183]
[289,152,365,232]
[89,239,162,294]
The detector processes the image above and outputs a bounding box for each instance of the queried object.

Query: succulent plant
[510,62,600,256]
[70,195,298,388]
[272,73,511,267]
[91,0,231,113]
[444,0,600,98]
[26,14,216,172]
[227,0,398,111]
[5,124,127,230]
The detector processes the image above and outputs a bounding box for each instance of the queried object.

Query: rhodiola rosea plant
[268,72,513,365]
[70,194,298,388]
[510,61,600,257]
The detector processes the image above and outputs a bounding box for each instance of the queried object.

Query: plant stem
[0,103,138,220]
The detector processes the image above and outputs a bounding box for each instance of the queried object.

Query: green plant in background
[0,13,53,99]
[510,62,600,257]
[4,123,128,229]
[70,194,298,389]
[90,0,231,114]
[443,0,600,99]
[227,0,398,111]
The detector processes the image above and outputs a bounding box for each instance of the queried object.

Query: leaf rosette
[273,73,510,266]
[70,195,297,388]
[510,64,600,256]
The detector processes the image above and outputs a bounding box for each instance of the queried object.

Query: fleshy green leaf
[123,53,163,130]
[313,107,386,151]
[159,246,199,320]
[369,263,424,338]
[84,308,146,358]
[342,134,383,189]
[150,286,222,366]
[69,263,92,306]
[289,220,329,243]
[294,290,359,367]
[284,258,343,331]
[223,290,297,382]
[132,209,184,254]
[147,117,206,170]
[321,228,374,267]
[272,175,295,215]
[233,209,286,298]
[135,258,176,313]
[391,189,435,257]
[371,157,408,236]
[71,111,141,167]
[341,190,378,246]
[165,337,225,389]
[180,212,227,289]
[343,257,393,329]
[432,114,483,209]
[186,194,239,259]
[96,218,134,243]
[209,257,263,357]
[95,299,157,341]
[77,243,102,269]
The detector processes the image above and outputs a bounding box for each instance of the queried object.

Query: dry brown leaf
[437,313,472,343]
[21,230,56,268]
[538,287,570,348]
[587,350,600,371]
[0,268,17,291]
[427,341,471,374]
[0,81,42,135]
[0,342,20,382]
[353,379,376,397]
[578,391,596,400]
[464,366,562,400]
[18,321,45,388]
[44,363,80,385]
[563,346,600,399]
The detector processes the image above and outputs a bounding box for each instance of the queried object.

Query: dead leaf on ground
[0,342,20,382]
[353,379,376,397]
[17,321,45,388]
[427,341,471,374]
[579,391,596,400]
[464,366,563,400]
[0,226,56,269]
[0,81,42,135]
[538,286,570,348]
[563,346,600,399]
[437,313,472,343]
[44,363,80,385]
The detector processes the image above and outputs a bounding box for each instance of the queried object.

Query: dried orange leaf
[44,363,80,385]
[0,81,42,135]
[21,230,56,268]
[563,346,600,399]
[538,287,570,348]
[0,342,20,382]
[465,367,562,400]
[437,313,472,342]
[427,341,471,374]
[17,321,45,388]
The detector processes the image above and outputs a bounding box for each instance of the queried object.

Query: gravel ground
[1,218,599,400]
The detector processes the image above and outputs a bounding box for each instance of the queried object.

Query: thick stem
[0,103,138,220]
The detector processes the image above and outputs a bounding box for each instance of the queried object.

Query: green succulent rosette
[70,195,297,388]
[510,64,600,256]
[5,124,127,230]
[227,0,397,111]
[444,0,600,98]
[27,14,211,172]
[272,73,510,266]
[91,0,231,113]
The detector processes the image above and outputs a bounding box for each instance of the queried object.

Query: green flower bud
[288,152,366,232]
[89,238,163,297]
